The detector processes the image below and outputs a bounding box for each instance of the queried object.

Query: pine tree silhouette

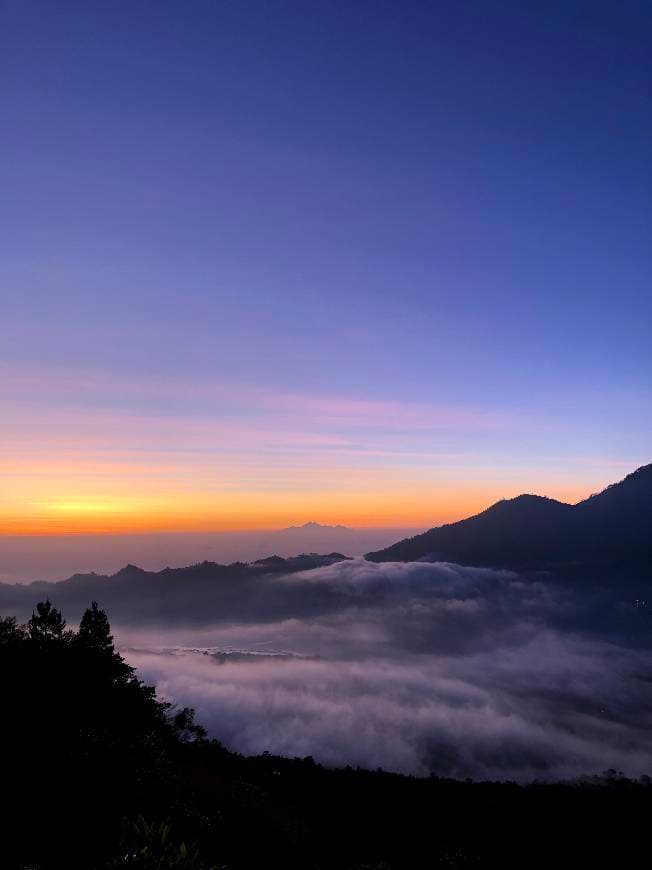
[28,599,67,643]
[78,600,114,651]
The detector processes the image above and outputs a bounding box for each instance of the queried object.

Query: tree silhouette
[28,598,67,643]
[1,599,211,868]
[78,600,114,651]
[0,614,24,644]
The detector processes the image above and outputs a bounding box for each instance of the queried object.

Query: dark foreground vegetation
[1,602,650,869]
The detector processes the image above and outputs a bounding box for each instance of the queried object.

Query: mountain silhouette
[280,521,351,531]
[0,553,351,626]
[366,464,652,582]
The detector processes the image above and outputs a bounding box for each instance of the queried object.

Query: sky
[1,0,650,537]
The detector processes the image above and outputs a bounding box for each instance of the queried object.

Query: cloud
[118,559,652,781]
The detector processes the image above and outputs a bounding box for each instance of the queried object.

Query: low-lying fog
[114,559,652,782]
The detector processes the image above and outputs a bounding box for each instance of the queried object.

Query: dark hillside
[366,464,652,582]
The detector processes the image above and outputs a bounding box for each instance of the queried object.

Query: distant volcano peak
[281,521,351,532]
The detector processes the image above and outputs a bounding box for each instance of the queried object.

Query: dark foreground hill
[2,600,650,870]
[366,463,652,582]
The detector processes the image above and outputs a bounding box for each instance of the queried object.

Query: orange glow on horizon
[1,364,636,538]
[0,482,597,537]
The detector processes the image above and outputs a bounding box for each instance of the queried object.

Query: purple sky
[1,1,650,537]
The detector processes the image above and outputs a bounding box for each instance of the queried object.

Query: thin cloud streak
[1,361,639,534]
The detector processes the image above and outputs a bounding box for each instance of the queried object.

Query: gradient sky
[1,1,650,535]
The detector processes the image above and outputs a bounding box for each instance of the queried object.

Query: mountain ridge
[365,463,652,580]
[280,521,352,532]
[0,553,352,624]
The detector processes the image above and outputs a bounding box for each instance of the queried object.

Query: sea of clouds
[118,559,652,782]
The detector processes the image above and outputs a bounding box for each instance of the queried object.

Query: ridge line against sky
[1,1,650,535]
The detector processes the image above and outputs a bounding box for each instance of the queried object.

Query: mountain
[0,553,351,626]
[0,526,416,584]
[281,521,351,532]
[366,464,652,582]
[269,522,412,564]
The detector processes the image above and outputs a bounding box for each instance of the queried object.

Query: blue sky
[1,1,650,533]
